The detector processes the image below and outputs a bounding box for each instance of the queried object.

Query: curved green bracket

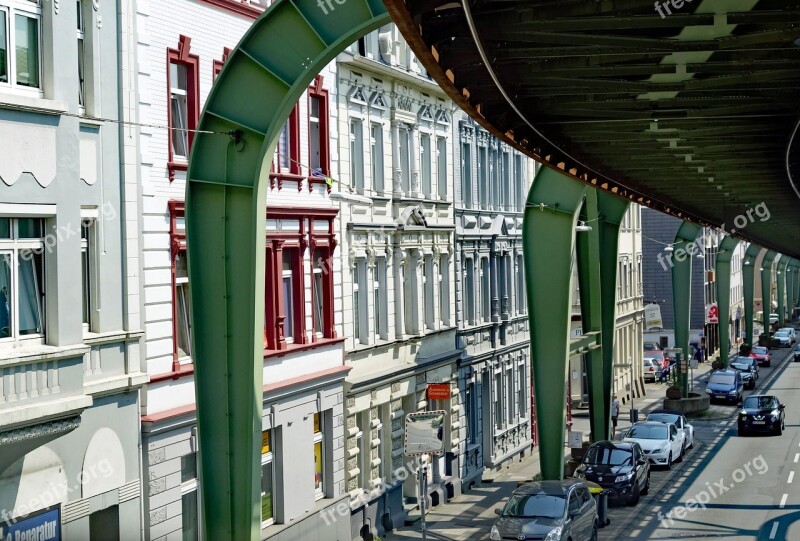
[671,222,702,385]
[743,244,762,346]
[715,237,740,365]
[777,256,789,326]
[523,167,587,480]
[761,250,777,333]
[184,1,391,539]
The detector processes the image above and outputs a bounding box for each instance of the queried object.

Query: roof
[515,479,585,496]
[384,0,800,257]
[648,409,684,417]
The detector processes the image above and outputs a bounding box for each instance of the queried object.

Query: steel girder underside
[384,0,800,257]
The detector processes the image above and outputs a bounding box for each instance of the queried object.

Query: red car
[749,346,772,368]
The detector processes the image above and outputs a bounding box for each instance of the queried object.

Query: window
[461,142,473,208]
[350,117,364,191]
[490,147,499,208]
[438,254,449,326]
[502,152,510,210]
[371,122,384,193]
[261,430,275,527]
[89,506,119,541]
[518,363,526,417]
[515,155,524,211]
[181,451,199,541]
[436,136,447,199]
[314,413,325,499]
[465,382,476,444]
[272,105,300,178]
[399,127,411,193]
[77,0,86,108]
[168,202,193,369]
[308,75,330,180]
[358,411,370,490]
[353,259,367,344]
[420,132,432,197]
[373,259,387,339]
[167,36,199,176]
[494,372,502,429]
[0,217,45,341]
[404,254,419,334]
[265,209,337,350]
[481,258,491,322]
[0,1,41,91]
[80,220,95,330]
[478,145,488,210]
[464,259,476,325]
[506,369,514,421]
[423,255,434,330]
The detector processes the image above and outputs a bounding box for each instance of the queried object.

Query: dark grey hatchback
[490,479,598,541]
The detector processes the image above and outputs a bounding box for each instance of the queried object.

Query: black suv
[574,440,650,506]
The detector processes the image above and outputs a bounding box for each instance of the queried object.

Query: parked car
[770,313,779,325]
[772,330,792,348]
[704,369,744,403]
[646,410,694,450]
[749,346,772,367]
[644,341,662,352]
[794,344,800,362]
[738,394,786,436]
[643,358,661,383]
[623,421,684,469]
[729,358,758,390]
[574,441,650,506]
[779,327,797,343]
[647,350,668,368]
[490,480,598,541]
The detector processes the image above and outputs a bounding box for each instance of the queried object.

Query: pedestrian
[611,395,620,437]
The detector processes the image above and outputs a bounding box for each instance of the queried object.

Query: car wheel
[777,423,783,436]
[666,452,673,470]
[591,524,598,541]
[628,483,640,506]
[641,474,650,496]
[677,445,685,463]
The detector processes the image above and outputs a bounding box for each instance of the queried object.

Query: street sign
[404,411,446,456]
[568,431,583,448]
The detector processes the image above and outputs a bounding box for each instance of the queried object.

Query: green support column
[787,261,796,323]
[523,167,587,480]
[761,250,777,334]
[575,190,628,442]
[575,190,605,441]
[793,261,800,322]
[596,192,629,437]
[184,1,390,539]
[715,237,740,366]
[671,222,702,396]
[743,244,762,346]
[778,256,789,326]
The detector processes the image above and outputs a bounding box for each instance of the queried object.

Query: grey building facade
[0,0,147,538]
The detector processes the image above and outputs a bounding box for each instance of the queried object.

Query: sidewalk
[385,359,718,540]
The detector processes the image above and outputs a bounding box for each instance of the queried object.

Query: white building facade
[131,1,349,539]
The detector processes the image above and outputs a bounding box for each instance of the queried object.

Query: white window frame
[461,141,472,209]
[420,131,432,198]
[436,135,447,199]
[349,116,364,192]
[478,144,488,210]
[423,254,434,330]
[80,217,96,334]
[399,126,411,194]
[309,95,322,176]
[358,410,370,491]
[373,259,387,340]
[494,371,502,430]
[438,253,449,327]
[76,0,86,111]
[0,0,43,94]
[518,362,527,419]
[282,252,294,344]
[175,251,193,363]
[0,217,46,344]
[506,367,514,424]
[371,121,384,193]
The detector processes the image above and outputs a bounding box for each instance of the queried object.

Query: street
[386,342,800,541]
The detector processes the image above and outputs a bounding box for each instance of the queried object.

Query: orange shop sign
[427,384,451,400]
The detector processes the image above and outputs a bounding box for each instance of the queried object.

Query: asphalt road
[602,342,800,541]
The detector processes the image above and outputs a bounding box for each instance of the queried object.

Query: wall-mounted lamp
[575,221,592,232]
[665,244,674,253]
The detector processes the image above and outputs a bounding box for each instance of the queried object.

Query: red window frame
[212,47,232,80]
[264,207,338,351]
[167,35,200,181]
[270,104,302,191]
[198,0,265,19]
[307,75,331,193]
[168,201,192,374]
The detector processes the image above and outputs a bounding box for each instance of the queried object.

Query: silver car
[491,480,598,541]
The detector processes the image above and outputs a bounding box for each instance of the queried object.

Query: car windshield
[626,425,668,440]
[775,331,789,337]
[648,413,679,426]
[743,396,778,409]
[752,347,768,355]
[731,363,750,371]
[644,343,659,351]
[502,493,566,519]
[709,374,735,385]
[584,446,632,466]
[649,351,664,361]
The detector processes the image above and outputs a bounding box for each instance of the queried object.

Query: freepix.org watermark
[656,202,770,271]
[316,0,349,15]
[654,0,693,19]
[657,454,768,528]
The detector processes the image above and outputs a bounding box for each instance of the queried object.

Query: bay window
[264,208,337,350]
[0,217,45,341]
[0,1,41,91]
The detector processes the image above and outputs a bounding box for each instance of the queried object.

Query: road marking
[795,453,799,463]
[789,471,795,484]
[780,494,788,508]
[770,521,779,539]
